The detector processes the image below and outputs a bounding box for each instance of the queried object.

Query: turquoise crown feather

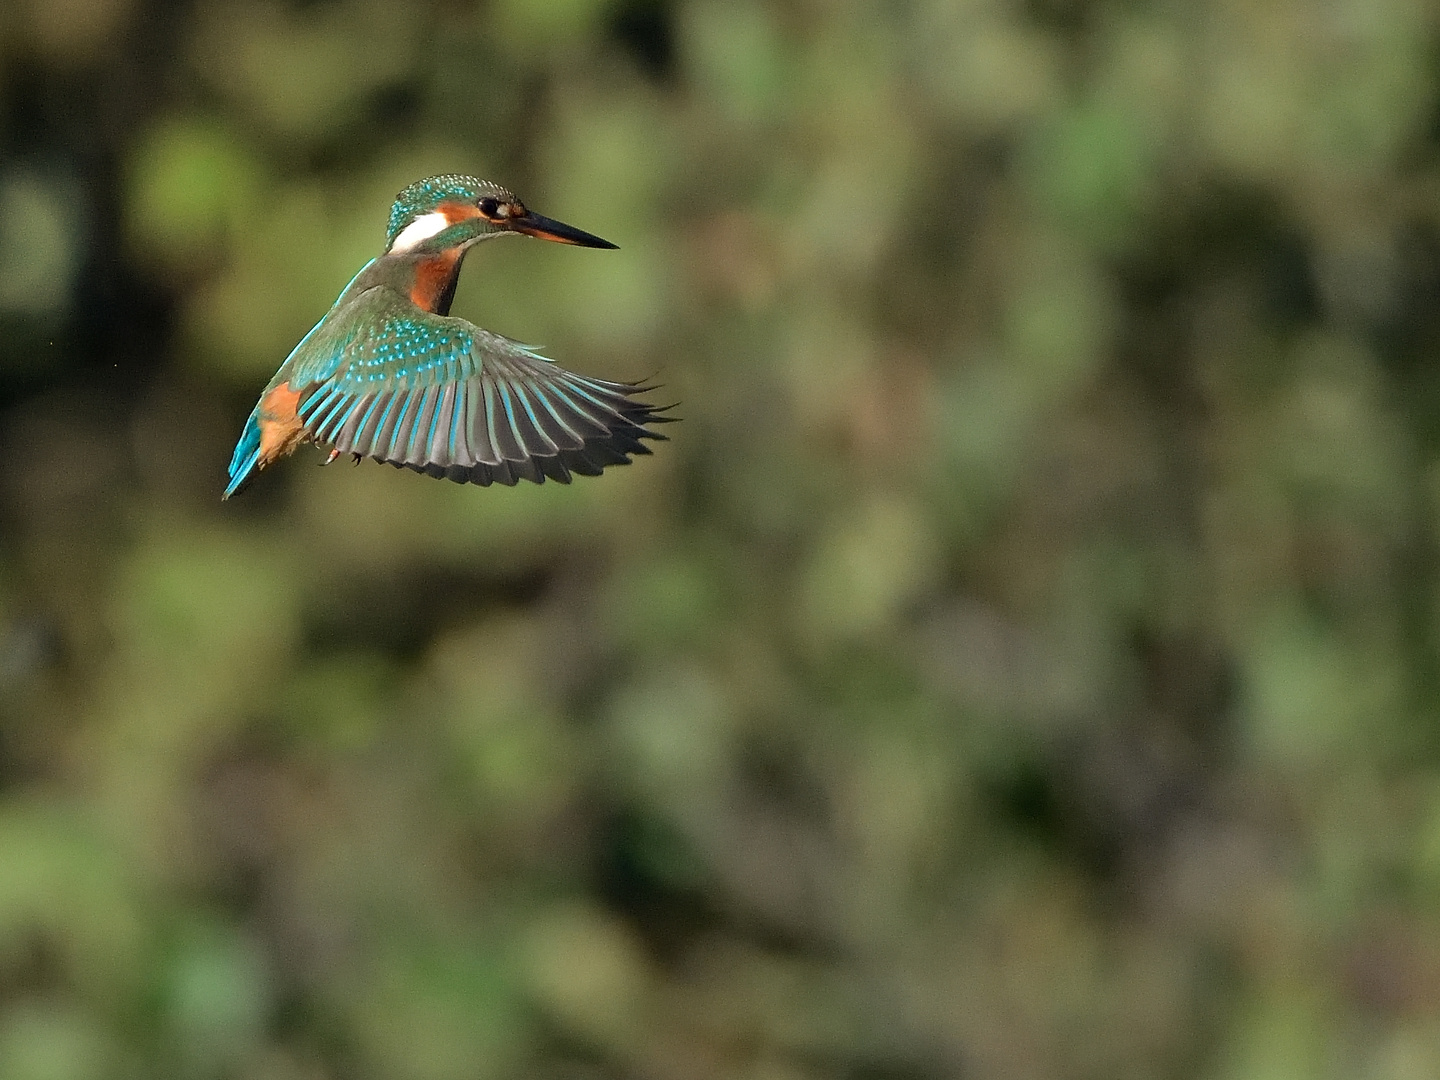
[386,175,510,245]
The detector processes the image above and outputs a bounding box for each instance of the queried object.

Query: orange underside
[410,249,463,311]
[257,382,306,465]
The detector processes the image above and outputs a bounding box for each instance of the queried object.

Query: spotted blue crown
[386,175,510,245]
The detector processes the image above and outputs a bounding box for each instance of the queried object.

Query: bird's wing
[290,286,671,486]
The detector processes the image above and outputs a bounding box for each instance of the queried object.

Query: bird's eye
[478,197,500,217]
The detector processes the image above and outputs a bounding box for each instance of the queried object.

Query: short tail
[223,410,263,500]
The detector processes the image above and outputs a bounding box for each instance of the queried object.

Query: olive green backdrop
[1,0,1439,1077]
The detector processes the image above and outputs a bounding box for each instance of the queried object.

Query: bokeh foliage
[3,0,1440,1077]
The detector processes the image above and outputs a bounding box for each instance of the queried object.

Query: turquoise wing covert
[290,287,670,486]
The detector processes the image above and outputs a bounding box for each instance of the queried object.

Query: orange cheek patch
[438,200,482,225]
[257,382,307,463]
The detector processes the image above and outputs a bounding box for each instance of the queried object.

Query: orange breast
[410,250,463,312]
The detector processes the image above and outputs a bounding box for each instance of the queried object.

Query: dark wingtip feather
[317,363,678,492]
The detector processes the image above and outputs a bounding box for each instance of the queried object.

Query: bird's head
[383,174,617,257]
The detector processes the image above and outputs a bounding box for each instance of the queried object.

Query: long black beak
[510,210,618,249]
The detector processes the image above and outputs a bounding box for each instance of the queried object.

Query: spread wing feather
[287,287,670,486]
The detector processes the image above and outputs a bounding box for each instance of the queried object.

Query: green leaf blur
[2,1,1440,1078]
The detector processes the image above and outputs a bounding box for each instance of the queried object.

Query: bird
[223,174,670,499]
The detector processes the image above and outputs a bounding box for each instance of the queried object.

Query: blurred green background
[3,0,1440,1077]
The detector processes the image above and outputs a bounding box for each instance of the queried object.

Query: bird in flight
[224,174,669,499]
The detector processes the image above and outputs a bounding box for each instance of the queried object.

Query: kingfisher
[223,174,670,499]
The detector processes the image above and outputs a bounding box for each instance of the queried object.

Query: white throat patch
[388,210,451,254]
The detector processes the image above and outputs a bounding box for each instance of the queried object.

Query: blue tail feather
[223,410,263,500]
